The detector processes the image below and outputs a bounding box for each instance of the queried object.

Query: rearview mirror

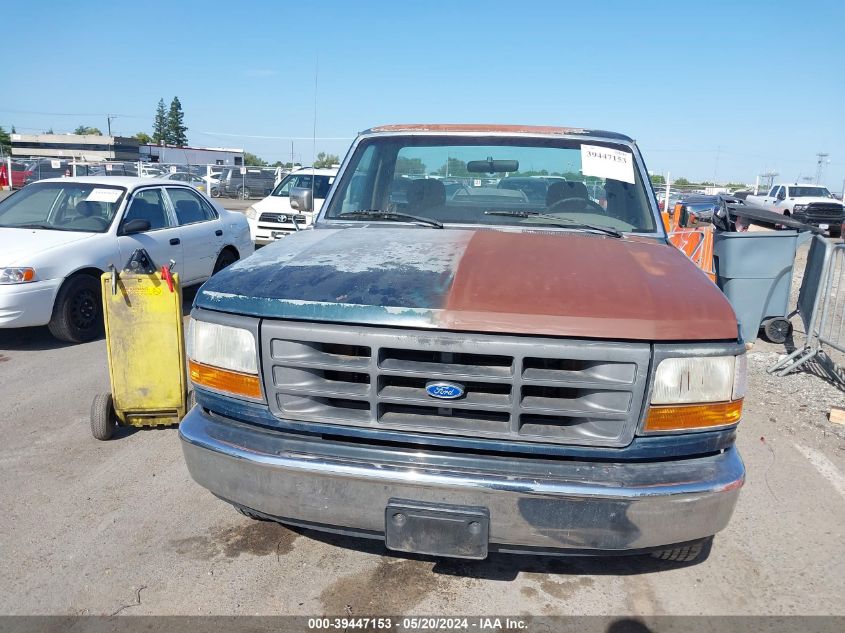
[466,158,519,173]
[121,218,151,235]
[290,186,313,213]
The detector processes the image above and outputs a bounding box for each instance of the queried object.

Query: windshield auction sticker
[86,188,123,203]
[581,144,636,184]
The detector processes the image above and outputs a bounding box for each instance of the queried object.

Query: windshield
[272,173,334,199]
[322,136,657,233]
[0,182,126,232]
[791,186,832,198]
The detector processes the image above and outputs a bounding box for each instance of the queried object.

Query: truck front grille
[261,322,650,447]
[805,203,844,221]
[258,212,307,224]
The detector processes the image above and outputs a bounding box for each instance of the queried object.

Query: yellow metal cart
[91,258,188,440]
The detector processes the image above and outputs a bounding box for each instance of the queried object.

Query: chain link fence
[2,156,287,200]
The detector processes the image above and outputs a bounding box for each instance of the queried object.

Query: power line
[0,108,147,119]
[196,130,352,141]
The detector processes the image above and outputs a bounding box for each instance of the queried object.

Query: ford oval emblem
[425,381,465,400]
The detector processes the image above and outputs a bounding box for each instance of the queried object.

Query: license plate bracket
[271,230,288,239]
[819,224,830,230]
[384,499,489,559]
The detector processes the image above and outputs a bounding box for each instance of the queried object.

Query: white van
[244,167,337,244]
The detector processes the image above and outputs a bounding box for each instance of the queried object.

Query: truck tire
[91,392,116,441]
[48,274,102,343]
[650,537,712,563]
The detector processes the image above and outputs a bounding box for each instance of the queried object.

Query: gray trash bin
[713,231,803,343]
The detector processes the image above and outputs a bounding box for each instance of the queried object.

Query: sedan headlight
[0,268,36,284]
[245,206,258,220]
[644,354,745,433]
[186,319,262,399]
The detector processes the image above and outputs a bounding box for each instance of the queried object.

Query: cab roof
[363,123,634,142]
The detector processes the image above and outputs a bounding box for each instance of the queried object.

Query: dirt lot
[1,242,844,617]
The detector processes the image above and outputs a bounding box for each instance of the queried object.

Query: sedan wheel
[48,275,102,343]
[212,250,239,274]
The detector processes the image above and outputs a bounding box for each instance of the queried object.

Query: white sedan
[0,176,254,342]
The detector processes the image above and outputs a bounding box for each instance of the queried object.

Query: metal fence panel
[768,237,845,376]
[818,244,845,355]
[796,235,832,333]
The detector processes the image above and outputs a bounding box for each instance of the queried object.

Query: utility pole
[713,146,720,185]
[816,152,829,184]
[759,171,778,194]
[106,115,117,137]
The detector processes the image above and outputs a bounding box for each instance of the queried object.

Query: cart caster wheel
[91,392,117,441]
[762,318,792,344]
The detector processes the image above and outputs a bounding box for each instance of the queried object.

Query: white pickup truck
[746,184,844,237]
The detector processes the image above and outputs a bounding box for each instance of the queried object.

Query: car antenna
[311,55,318,213]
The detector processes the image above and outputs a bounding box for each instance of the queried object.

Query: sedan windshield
[0,182,126,232]
[322,136,657,233]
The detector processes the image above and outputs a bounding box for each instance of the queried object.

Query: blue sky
[3,0,843,188]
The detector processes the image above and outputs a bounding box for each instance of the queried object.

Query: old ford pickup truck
[180,124,746,562]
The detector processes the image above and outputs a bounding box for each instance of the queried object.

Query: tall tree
[0,126,11,156]
[243,152,267,166]
[74,125,102,135]
[152,98,167,144]
[166,97,188,147]
[313,152,340,168]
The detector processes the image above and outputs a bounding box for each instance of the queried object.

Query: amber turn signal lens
[189,360,262,399]
[644,400,743,432]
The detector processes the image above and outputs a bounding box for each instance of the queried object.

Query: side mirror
[679,206,698,228]
[121,218,151,235]
[289,186,313,213]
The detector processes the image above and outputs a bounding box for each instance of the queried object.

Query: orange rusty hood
[441,231,737,340]
[197,228,738,341]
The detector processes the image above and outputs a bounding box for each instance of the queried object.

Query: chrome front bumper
[179,407,744,555]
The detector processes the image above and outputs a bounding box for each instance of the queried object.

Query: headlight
[644,354,745,433]
[186,319,261,399]
[0,268,36,284]
[245,206,258,220]
[793,204,808,212]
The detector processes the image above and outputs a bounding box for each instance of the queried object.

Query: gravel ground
[0,236,844,618]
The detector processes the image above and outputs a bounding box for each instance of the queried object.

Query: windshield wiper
[484,210,622,238]
[8,223,55,230]
[337,210,443,229]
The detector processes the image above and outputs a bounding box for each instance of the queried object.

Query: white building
[140,144,244,166]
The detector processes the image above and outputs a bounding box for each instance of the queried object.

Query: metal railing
[769,235,845,376]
